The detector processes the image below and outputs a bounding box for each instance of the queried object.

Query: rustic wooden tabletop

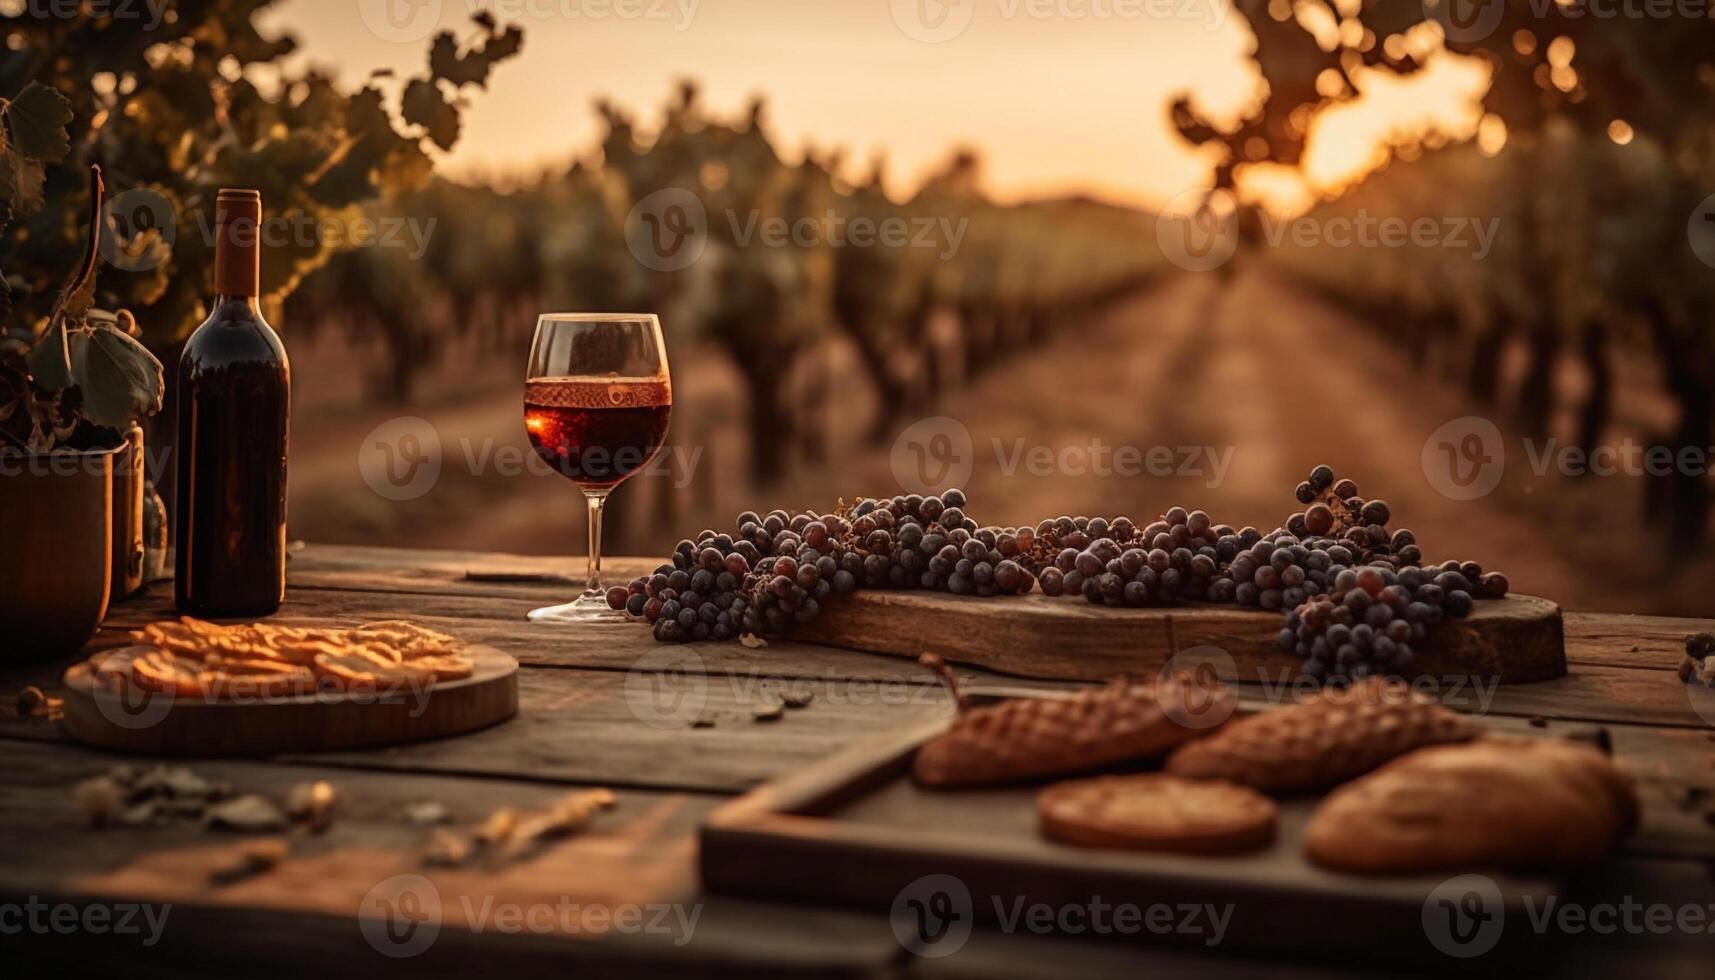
[4,544,1713,978]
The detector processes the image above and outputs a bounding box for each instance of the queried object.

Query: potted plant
[1,164,163,660]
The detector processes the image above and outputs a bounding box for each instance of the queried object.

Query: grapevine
[615,466,1510,683]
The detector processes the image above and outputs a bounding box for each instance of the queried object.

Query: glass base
[528,592,624,623]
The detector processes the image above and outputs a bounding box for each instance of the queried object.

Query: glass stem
[584,491,607,597]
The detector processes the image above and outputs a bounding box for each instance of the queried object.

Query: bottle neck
[211,294,262,315]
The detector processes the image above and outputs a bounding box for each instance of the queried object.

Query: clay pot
[0,446,116,661]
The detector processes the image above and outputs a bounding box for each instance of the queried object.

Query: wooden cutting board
[59,644,519,756]
[796,592,1565,683]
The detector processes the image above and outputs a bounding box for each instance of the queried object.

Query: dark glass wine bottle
[174,188,290,617]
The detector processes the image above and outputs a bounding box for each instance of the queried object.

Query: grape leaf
[63,321,164,430]
[4,152,46,214]
[402,78,460,151]
[3,82,74,162]
[428,26,523,89]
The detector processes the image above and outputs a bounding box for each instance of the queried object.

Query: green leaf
[402,78,460,151]
[4,82,74,162]
[64,321,164,430]
[4,153,46,214]
[25,319,72,391]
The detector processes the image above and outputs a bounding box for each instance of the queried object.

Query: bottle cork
[212,188,262,298]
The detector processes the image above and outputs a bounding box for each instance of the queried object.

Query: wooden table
[4,544,1712,978]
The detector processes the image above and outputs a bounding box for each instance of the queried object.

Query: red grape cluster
[616,468,1511,683]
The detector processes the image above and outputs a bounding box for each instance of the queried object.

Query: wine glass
[523,314,672,622]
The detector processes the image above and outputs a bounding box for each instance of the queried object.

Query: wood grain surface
[796,590,1567,683]
[0,543,1708,980]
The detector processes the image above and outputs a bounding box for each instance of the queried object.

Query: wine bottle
[174,188,290,617]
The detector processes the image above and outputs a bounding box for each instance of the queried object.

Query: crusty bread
[913,676,1232,788]
[1303,737,1638,874]
[1039,774,1276,854]
[1164,677,1482,795]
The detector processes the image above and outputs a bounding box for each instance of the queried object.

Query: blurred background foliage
[5,1,1715,613]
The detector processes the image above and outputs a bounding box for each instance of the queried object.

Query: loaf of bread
[1164,677,1482,794]
[1303,737,1638,873]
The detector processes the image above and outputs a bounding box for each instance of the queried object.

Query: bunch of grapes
[846,490,1037,598]
[610,466,1514,686]
[613,508,860,642]
[1281,561,1509,680]
[1287,465,1418,567]
[1044,508,1230,606]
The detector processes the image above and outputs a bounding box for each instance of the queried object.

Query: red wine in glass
[523,314,671,623]
[524,378,671,489]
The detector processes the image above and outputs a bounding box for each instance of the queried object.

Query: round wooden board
[795,592,1565,683]
[59,644,519,756]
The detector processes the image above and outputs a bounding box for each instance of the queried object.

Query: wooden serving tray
[796,592,1565,683]
[59,644,519,756]
[701,711,1580,966]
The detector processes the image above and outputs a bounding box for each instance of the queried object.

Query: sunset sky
[267,0,1488,212]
